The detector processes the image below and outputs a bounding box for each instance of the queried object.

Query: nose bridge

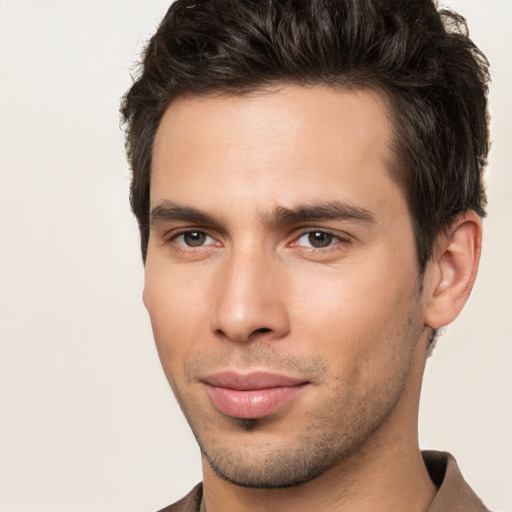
[210,241,289,343]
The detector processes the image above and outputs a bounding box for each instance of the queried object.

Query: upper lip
[201,371,309,390]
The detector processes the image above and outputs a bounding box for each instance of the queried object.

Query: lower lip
[205,384,308,419]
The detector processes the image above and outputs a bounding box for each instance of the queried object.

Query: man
[121,0,490,510]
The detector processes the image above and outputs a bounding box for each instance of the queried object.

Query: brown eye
[291,230,350,255]
[307,231,334,248]
[181,231,208,247]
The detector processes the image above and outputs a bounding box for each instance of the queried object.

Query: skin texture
[144,86,481,512]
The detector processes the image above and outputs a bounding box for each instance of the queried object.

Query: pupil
[184,232,205,247]
[308,232,331,248]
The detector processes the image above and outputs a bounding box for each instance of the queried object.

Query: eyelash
[166,230,218,251]
[165,228,350,253]
[291,230,350,250]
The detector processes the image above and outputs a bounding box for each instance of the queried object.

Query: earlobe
[423,211,482,329]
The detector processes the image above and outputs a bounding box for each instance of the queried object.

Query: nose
[210,248,290,344]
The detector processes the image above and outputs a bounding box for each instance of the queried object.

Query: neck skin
[200,334,437,512]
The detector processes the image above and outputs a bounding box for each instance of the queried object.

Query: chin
[193,414,369,489]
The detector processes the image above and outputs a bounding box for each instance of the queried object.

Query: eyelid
[165,227,221,247]
[289,228,351,247]
[161,226,351,253]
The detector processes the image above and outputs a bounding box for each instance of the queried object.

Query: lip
[202,371,309,419]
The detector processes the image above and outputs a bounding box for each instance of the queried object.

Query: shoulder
[155,483,203,512]
[423,451,490,512]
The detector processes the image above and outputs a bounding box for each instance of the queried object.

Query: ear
[423,211,482,329]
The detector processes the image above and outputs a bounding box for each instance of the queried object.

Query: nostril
[213,327,275,343]
[253,327,271,335]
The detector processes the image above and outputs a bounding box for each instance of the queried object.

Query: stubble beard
[197,414,379,489]
[186,353,414,490]
[166,290,424,490]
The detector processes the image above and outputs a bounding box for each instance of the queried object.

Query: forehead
[151,85,402,219]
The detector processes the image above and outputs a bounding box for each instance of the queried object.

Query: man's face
[145,86,431,488]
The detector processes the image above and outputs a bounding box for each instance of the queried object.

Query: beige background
[0,1,510,511]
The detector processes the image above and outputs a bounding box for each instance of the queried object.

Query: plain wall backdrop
[0,1,510,511]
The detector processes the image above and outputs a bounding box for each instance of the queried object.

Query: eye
[174,230,215,247]
[295,231,342,249]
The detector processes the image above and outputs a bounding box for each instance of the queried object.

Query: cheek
[143,266,210,376]
[288,260,420,367]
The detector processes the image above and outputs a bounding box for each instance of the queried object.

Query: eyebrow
[266,201,377,226]
[150,200,376,229]
[150,201,221,228]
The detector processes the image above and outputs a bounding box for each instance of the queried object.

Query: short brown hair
[121,0,490,270]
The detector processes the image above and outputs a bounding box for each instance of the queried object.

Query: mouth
[201,371,310,419]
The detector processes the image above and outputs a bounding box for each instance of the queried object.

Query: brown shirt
[156,451,489,512]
